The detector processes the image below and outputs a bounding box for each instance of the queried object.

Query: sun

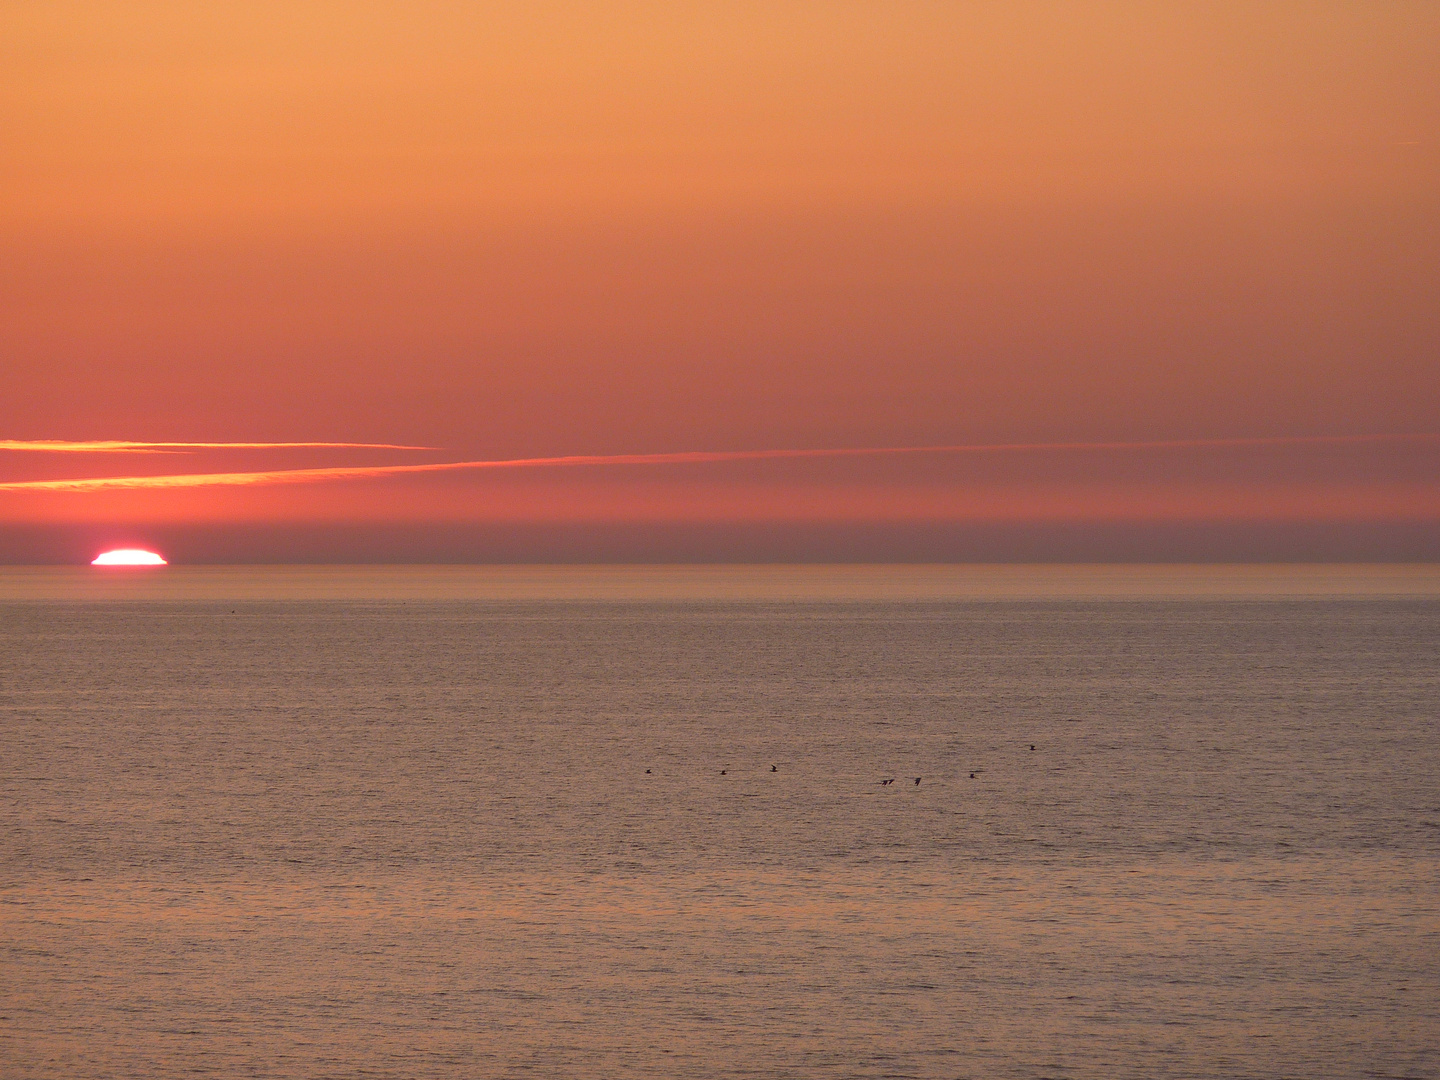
[92,549,167,566]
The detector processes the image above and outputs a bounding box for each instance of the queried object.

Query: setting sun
[91,549,166,566]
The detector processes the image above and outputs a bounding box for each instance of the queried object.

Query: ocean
[2,565,1438,1078]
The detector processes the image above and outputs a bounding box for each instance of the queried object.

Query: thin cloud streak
[0,440,435,453]
[0,433,1433,493]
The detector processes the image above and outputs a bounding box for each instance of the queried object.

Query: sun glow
[92,549,167,566]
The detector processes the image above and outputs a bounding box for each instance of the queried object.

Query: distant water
[2,566,1438,1079]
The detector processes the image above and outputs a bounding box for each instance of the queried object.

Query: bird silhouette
[881,778,895,785]
[720,769,727,775]
[914,777,922,785]
[771,765,778,772]
[645,769,652,774]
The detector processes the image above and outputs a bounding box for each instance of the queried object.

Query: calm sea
[3,566,1438,1079]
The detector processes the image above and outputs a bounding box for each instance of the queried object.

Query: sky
[2,1,1437,562]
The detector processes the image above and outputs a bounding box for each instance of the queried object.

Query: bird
[770,765,778,772]
[1030,744,1036,750]
[881,778,895,785]
[914,777,921,785]
[645,769,652,774]
[720,769,727,775]
[969,772,976,779]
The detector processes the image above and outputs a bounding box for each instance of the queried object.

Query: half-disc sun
[92,549,167,566]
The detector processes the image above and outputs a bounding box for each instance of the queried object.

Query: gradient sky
[2,2,1437,561]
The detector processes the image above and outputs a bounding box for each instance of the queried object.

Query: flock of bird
[641,744,1038,785]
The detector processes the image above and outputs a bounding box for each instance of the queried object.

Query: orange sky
[1,2,1436,561]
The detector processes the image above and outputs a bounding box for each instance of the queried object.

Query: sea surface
[2,565,1438,1079]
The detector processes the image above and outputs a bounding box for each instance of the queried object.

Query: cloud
[0,434,1431,493]
[0,440,434,453]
